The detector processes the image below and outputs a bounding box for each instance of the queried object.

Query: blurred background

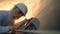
[0,0,60,30]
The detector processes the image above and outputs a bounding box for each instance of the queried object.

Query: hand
[23,18,28,22]
[20,18,28,25]
[8,26,15,33]
[14,18,28,29]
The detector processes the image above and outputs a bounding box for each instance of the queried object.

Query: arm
[14,18,28,29]
[0,26,10,33]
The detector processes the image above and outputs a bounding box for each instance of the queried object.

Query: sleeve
[0,26,10,33]
[0,11,12,33]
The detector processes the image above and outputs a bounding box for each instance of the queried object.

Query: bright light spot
[14,16,26,24]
